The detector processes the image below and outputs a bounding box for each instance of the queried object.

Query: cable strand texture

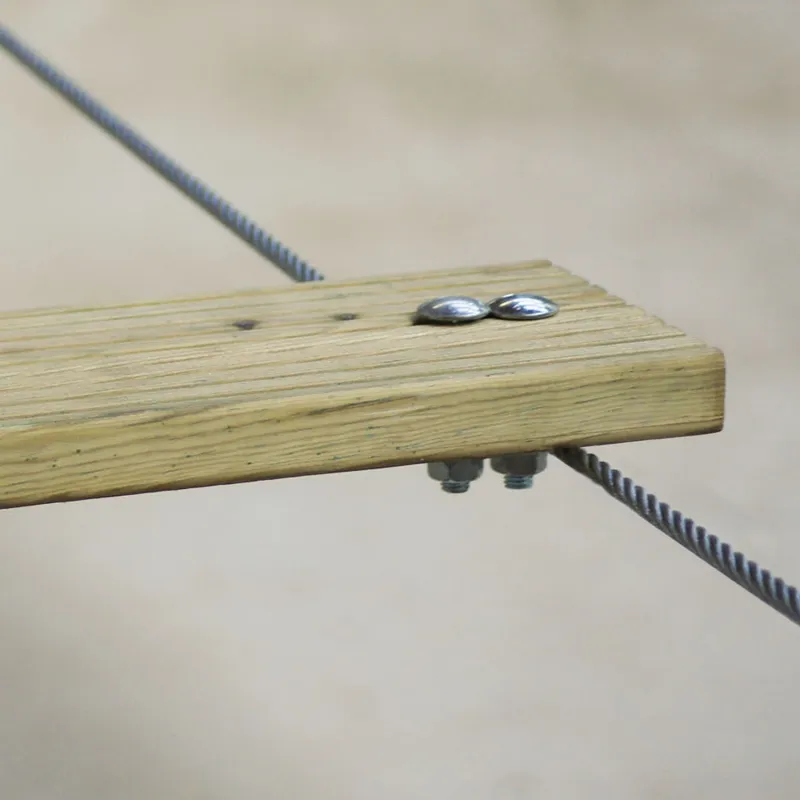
[0,24,323,284]
[4,23,800,632]
[554,446,800,627]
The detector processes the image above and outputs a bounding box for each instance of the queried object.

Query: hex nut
[490,451,548,476]
[427,459,485,482]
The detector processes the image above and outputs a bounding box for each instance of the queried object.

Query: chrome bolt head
[415,296,490,324]
[489,293,559,321]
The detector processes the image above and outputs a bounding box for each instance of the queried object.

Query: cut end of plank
[0,260,725,508]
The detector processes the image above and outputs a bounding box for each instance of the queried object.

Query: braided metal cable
[553,446,800,627]
[5,22,798,634]
[0,24,323,283]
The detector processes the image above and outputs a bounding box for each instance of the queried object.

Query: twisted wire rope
[554,447,800,627]
[3,22,799,629]
[0,24,323,283]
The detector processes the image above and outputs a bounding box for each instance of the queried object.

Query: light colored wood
[0,260,724,507]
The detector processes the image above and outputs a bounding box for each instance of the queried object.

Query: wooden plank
[0,260,725,508]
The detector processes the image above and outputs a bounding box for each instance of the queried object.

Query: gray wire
[4,23,799,633]
[0,23,323,284]
[553,446,800,628]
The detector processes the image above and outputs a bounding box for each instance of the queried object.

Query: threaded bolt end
[504,474,534,490]
[442,480,471,494]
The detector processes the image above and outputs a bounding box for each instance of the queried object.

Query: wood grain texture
[0,260,725,507]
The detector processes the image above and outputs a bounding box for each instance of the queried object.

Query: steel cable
[0,24,324,283]
[554,446,800,627]
[4,22,799,631]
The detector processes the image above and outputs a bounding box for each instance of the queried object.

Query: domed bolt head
[415,296,490,324]
[489,293,559,321]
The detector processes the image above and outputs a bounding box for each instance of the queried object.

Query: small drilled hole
[233,319,259,330]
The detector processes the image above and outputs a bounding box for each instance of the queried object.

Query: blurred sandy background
[1,1,800,798]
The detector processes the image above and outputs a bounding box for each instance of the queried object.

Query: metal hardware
[490,451,548,489]
[427,459,485,493]
[489,293,558,320]
[415,296,490,324]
